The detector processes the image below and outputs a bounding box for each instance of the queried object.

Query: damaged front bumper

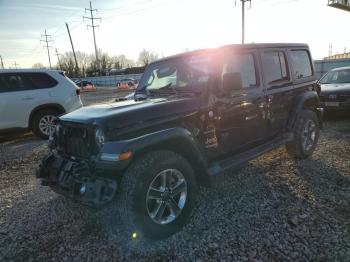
[37,152,118,207]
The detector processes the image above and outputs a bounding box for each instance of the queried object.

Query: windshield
[137,54,211,92]
[320,69,350,84]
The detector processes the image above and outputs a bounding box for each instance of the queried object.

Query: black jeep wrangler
[38,44,323,239]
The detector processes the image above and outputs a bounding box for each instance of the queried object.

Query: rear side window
[262,51,289,84]
[0,73,57,93]
[290,50,313,79]
[22,73,58,89]
[222,53,257,88]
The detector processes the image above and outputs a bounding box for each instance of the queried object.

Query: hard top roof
[151,43,309,64]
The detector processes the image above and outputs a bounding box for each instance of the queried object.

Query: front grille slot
[320,95,350,102]
[57,124,95,158]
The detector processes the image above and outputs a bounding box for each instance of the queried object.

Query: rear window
[262,51,289,85]
[22,73,58,89]
[290,50,313,79]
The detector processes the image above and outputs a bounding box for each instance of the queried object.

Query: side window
[222,53,257,88]
[262,51,289,84]
[0,74,26,93]
[290,50,313,79]
[0,75,11,93]
[22,73,58,89]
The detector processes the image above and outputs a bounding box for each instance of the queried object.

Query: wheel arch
[102,127,211,187]
[28,103,65,130]
[287,90,322,130]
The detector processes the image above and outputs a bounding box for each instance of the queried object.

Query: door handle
[245,114,258,121]
[22,96,34,101]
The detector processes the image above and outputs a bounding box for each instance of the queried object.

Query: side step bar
[207,133,294,177]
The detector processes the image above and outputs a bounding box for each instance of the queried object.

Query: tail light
[76,87,81,96]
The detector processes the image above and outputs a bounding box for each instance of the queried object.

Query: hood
[60,96,202,129]
[320,83,350,95]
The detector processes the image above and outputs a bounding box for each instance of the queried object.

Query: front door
[213,49,267,157]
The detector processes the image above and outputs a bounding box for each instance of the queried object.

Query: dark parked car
[74,80,95,91]
[317,66,350,110]
[38,43,323,240]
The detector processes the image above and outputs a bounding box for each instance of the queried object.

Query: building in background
[328,0,350,11]
[324,52,350,60]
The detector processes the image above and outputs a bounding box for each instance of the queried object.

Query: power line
[250,0,299,8]
[40,30,53,69]
[102,0,180,20]
[84,1,101,72]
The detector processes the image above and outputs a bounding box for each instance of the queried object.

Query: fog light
[132,232,137,239]
[80,184,87,195]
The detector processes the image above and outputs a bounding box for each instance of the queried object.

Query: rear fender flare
[287,91,322,130]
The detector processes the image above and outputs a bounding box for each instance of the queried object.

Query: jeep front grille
[57,124,95,158]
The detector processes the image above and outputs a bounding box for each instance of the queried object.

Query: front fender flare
[100,127,210,186]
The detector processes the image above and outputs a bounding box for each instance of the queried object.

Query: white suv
[0,69,83,139]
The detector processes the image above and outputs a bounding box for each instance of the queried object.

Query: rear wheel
[32,109,60,139]
[286,109,320,159]
[119,150,197,240]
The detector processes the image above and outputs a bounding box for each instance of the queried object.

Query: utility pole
[12,61,19,69]
[54,48,62,70]
[65,22,79,75]
[40,30,53,69]
[84,1,101,73]
[240,0,251,44]
[0,55,4,69]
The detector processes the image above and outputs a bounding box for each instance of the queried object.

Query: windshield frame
[136,52,214,95]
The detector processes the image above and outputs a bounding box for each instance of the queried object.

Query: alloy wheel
[146,169,188,225]
[301,119,316,151]
[38,115,57,137]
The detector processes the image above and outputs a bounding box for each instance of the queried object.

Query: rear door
[260,48,294,137]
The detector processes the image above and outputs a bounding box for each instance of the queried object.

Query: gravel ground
[0,96,349,261]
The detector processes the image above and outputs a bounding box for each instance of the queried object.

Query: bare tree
[32,63,46,69]
[137,49,159,66]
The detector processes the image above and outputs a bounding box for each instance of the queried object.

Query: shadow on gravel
[0,131,34,144]
[3,149,350,261]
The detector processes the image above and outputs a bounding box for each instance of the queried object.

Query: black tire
[286,109,320,159]
[32,109,59,139]
[119,150,197,240]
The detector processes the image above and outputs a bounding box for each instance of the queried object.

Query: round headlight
[95,129,105,147]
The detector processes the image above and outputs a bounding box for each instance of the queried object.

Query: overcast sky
[0,0,349,68]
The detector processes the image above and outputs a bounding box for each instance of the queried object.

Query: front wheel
[119,150,197,240]
[32,109,59,139]
[286,109,320,159]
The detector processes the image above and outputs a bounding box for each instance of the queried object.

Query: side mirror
[222,72,243,93]
[313,82,321,95]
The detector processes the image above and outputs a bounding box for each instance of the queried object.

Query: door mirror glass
[222,72,243,92]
